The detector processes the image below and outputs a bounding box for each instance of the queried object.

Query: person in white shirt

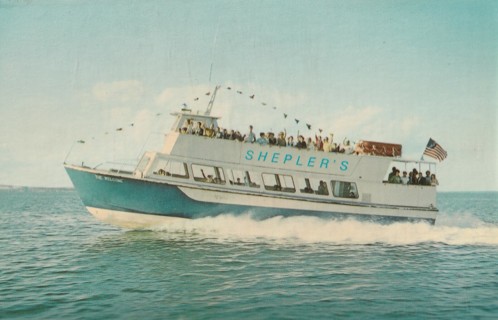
[401,171,409,184]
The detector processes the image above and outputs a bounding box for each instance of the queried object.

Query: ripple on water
[1,190,497,319]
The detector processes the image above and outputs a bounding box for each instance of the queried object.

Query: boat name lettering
[95,175,123,183]
[244,150,348,171]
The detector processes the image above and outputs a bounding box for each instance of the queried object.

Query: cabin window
[262,173,295,193]
[331,180,359,199]
[299,178,329,196]
[153,160,189,178]
[246,171,261,188]
[228,169,261,188]
[192,164,226,184]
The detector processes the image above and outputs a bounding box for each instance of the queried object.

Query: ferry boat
[64,87,439,228]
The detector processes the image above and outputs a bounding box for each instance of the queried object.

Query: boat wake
[149,211,498,246]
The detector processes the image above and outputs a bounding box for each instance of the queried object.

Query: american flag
[423,138,447,161]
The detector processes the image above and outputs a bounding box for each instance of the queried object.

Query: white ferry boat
[64,88,439,228]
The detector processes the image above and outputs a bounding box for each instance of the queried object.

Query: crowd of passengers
[387,167,439,186]
[180,121,354,153]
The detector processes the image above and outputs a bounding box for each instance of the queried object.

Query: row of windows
[150,159,359,199]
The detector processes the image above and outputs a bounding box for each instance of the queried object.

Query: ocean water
[1,190,497,319]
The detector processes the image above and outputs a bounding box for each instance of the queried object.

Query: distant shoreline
[0,185,74,191]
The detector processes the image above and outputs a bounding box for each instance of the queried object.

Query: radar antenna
[204,85,221,116]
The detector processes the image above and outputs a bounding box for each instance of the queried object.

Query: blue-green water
[1,190,497,319]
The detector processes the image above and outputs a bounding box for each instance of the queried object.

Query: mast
[204,85,221,116]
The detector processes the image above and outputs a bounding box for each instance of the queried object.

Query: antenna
[205,85,221,116]
[209,63,213,83]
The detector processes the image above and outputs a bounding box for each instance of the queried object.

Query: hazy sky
[0,0,496,191]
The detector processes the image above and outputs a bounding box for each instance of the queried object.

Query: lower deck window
[228,169,261,188]
[262,173,295,193]
[153,160,189,178]
[331,180,359,198]
[192,164,226,184]
[299,178,329,196]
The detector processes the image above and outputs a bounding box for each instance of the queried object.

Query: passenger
[295,135,307,149]
[215,127,223,139]
[277,130,287,147]
[416,172,424,185]
[417,171,425,184]
[222,128,229,139]
[228,130,236,140]
[256,132,268,145]
[287,136,294,147]
[305,137,313,150]
[410,169,419,184]
[388,169,402,184]
[349,141,356,154]
[186,119,193,134]
[317,180,328,195]
[388,167,397,181]
[337,140,344,153]
[423,171,432,186]
[430,174,439,186]
[408,171,413,185]
[341,139,353,154]
[315,135,324,151]
[395,170,402,184]
[331,142,339,152]
[211,126,218,138]
[194,122,204,136]
[245,125,256,143]
[349,185,357,198]
[235,131,245,142]
[401,171,409,184]
[204,124,215,137]
[268,132,277,145]
[323,137,332,152]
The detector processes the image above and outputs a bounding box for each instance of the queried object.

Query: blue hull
[65,166,434,224]
[66,166,243,219]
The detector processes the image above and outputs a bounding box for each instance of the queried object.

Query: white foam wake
[150,212,498,246]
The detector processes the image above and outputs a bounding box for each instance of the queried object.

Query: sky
[0,0,496,191]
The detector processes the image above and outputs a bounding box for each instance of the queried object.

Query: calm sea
[1,189,497,319]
